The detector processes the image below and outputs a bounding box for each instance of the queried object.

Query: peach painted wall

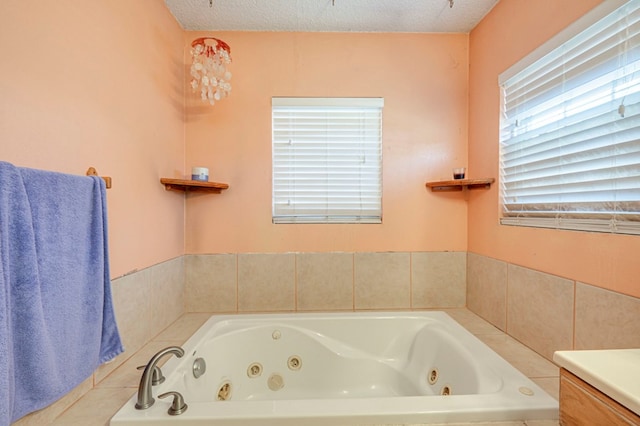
[184,31,470,254]
[0,0,185,278]
[468,0,640,298]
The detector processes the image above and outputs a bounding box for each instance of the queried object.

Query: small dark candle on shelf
[453,167,466,180]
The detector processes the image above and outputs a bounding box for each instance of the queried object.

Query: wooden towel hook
[86,167,112,189]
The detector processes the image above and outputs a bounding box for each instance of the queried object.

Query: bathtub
[110,311,558,425]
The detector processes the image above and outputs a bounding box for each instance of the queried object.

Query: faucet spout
[135,346,185,410]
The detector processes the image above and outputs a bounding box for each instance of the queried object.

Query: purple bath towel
[0,161,124,425]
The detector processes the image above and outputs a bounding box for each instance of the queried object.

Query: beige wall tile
[354,252,410,309]
[467,253,508,331]
[297,252,354,311]
[507,265,574,360]
[148,256,185,335]
[112,268,152,350]
[96,268,153,382]
[238,253,296,312]
[185,254,237,312]
[575,282,640,350]
[412,252,466,308]
[96,259,184,383]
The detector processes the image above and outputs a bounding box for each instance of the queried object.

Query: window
[272,97,383,224]
[499,0,640,235]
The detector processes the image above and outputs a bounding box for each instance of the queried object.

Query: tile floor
[48,309,560,426]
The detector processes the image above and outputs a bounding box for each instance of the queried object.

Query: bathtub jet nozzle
[135,346,185,410]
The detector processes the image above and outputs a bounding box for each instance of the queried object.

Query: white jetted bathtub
[110,311,558,425]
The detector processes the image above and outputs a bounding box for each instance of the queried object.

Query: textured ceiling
[164,0,499,33]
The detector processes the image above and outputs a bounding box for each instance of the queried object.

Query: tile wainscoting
[186,250,640,363]
[12,251,640,425]
[467,252,640,361]
[185,251,467,312]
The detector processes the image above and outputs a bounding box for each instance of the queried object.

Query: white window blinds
[272,97,383,224]
[499,0,640,235]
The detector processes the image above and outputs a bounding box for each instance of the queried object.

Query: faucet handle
[135,346,185,410]
[158,391,188,416]
[137,364,165,386]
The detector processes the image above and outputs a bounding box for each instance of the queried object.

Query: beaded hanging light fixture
[189,37,232,105]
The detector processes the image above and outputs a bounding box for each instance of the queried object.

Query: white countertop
[553,349,640,416]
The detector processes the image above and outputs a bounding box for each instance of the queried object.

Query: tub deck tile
[442,308,505,336]
[476,333,559,379]
[96,339,185,389]
[152,312,212,342]
[50,388,136,426]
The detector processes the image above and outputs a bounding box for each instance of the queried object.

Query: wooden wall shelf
[425,178,495,192]
[160,178,229,194]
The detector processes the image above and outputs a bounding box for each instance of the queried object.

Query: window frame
[271,97,384,224]
[497,0,640,236]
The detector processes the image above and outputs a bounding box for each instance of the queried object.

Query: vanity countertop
[553,349,640,416]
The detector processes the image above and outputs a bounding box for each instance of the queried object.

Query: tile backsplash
[467,252,640,361]
[506,264,574,360]
[574,282,640,350]
[185,251,468,313]
[297,252,355,311]
[354,252,412,309]
[238,253,297,312]
[185,253,237,312]
[412,251,467,309]
[466,253,508,331]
